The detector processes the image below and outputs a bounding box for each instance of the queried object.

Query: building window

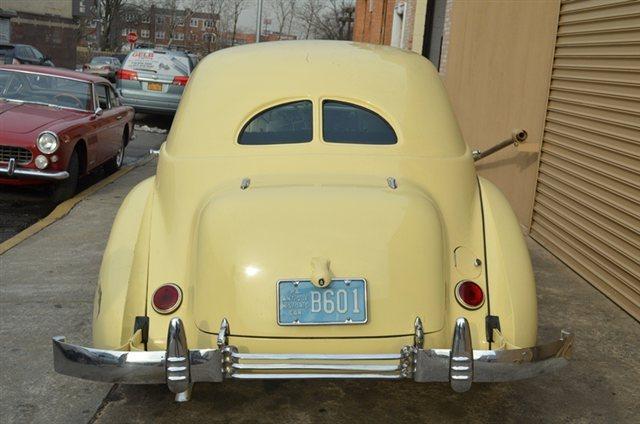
[191,33,198,41]
[141,15,150,24]
[204,19,212,28]
[176,17,184,26]
[390,2,406,49]
[156,16,164,25]
[175,32,184,41]
[422,0,447,70]
[141,29,150,39]
[155,31,165,40]
[190,18,198,27]
[121,28,128,36]
[203,33,211,41]
[125,13,135,22]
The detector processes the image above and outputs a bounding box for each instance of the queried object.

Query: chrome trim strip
[7,158,16,175]
[230,373,403,380]
[232,363,401,372]
[0,165,69,180]
[1,67,95,83]
[231,352,402,361]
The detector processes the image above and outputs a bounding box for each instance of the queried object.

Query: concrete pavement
[1,153,638,423]
[0,158,157,423]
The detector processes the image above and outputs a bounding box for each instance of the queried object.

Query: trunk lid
[192,180,447,337]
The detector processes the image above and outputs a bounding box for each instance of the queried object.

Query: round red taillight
[455,280,485,309]
[152,284,182,314]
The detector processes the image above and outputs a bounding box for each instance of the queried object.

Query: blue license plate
[277,279,367,325]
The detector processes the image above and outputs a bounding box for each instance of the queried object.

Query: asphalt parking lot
[0,114,171,243]
[0,145,638,423]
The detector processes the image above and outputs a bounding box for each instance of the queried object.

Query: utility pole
[255,0,263,42]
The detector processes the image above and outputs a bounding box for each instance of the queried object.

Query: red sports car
[0,65,134,201]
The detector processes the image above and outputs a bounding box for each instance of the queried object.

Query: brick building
[110,5,296,56]
[353,0,418,50]
[117,6,219,54]
[0,0,87,68]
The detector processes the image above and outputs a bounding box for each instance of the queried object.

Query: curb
[0,155,155,255]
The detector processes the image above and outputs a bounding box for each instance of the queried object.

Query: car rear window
[323,100,397,145]
[238,101,313,145]
[91,57,111,64]
[123,50,191,76]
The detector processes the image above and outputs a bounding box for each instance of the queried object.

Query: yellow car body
[53,41,572,399]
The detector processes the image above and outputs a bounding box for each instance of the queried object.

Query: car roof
[166,40,466,158]
[0,64,109,83]
[128,48,190,57]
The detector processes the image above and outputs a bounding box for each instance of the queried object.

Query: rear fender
[92,177,154,348]
[479,177,537,348]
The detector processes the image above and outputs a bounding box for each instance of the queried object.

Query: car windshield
[0,70,93,111]
[91,57,112,64]
[123,50,191,76]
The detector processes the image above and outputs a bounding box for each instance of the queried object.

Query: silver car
[116,49,193,115]
[83,56,121,81]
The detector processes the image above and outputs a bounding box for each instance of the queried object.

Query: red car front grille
[0,145,32,164]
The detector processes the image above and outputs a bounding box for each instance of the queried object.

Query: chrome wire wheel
[115,143,124,168]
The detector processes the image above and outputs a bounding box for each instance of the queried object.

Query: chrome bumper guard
[52,317,573,401]
[1,158,69,181]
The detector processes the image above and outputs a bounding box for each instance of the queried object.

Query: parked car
[0,65,134,201]
[112,53,128,64]
[187,53,199,68]
[0,43,54,66]
[116,48,193,114]
[83,56,121,81]
[52,41,573,401]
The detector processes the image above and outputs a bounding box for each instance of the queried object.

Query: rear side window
[238,101,312,145]
[323,100,397,145]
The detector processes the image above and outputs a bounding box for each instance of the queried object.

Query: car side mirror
[94,107,103,117]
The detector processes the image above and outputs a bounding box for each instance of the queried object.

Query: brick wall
[353,0,395,45]
[9,12,78,68]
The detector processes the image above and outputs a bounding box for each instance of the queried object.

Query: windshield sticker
[126,51,189,76]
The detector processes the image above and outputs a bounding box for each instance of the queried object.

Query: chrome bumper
[52,317,574,401]
[1,158,69,181]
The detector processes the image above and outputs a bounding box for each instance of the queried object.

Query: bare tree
[99,0,126,50]
[226,0,246,46]
[312,0,354,40]
[202,0,226,52]
[295,0,322,40]
[271,0,296,39]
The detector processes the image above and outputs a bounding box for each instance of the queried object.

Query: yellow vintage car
[52,41,573,401]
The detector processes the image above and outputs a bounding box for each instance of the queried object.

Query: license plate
[147,82,162,91]
[277,279,367,325]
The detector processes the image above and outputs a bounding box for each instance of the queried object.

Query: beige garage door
[530,0,640,320]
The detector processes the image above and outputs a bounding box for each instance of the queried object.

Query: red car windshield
[0,69,93,111]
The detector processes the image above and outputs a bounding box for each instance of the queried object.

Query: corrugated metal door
[530,0,640,320]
